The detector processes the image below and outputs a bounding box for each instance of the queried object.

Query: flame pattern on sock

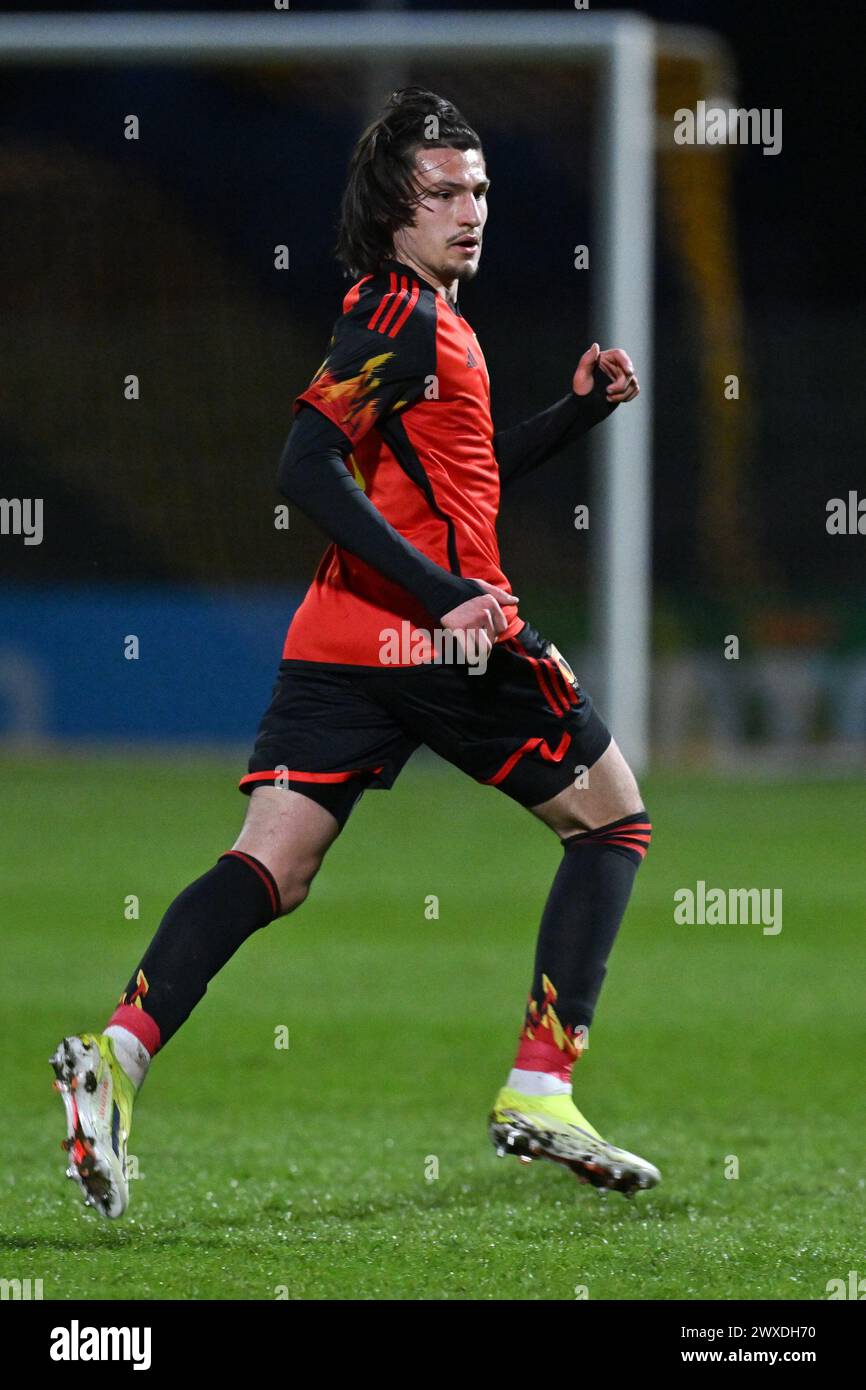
[523,974,587,1063]
[119,969,149,1011]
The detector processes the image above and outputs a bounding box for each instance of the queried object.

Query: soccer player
[51,87,659,1218]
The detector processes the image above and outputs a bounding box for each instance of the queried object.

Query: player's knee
[273,862,319,916]
[232,828,329,918]
[545,785,646,838]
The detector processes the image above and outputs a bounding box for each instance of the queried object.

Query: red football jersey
[283,257,523,665]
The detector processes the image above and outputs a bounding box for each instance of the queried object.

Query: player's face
[392,146,489,290]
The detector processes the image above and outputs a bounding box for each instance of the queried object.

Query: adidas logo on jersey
[466,347,477,367]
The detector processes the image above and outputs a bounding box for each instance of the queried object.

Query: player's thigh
[231,785,343,910]
[235,658,416,910]
[529,738,643,838]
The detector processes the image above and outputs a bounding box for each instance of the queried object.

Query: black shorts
[240,621,611,827]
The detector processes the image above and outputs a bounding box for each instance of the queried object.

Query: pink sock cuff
[106,1004,161,1056]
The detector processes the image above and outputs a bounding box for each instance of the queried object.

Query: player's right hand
[441,581,519,661]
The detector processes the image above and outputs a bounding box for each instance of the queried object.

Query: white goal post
[0,10,731,772]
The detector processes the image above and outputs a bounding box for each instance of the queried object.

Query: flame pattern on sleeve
[302,350,397,445]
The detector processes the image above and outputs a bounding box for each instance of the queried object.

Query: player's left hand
[572,343,640,404]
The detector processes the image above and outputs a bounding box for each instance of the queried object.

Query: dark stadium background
[1,0,863,753]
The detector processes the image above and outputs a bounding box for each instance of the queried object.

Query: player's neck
[384,252,459,307]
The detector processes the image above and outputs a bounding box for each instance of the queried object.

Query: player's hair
[335,86,483,279]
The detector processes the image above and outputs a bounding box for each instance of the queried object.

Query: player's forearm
[278,406,481,621]
[494,372,617,488]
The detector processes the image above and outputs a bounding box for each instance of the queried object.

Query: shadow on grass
[2,1172,699,1257]
[0,1230,222,1254]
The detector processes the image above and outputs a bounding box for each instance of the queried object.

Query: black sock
[109,851,280,1052]
[519,812,652,1066]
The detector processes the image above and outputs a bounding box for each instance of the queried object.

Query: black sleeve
[493,368,618,489]
[277,404,483,621]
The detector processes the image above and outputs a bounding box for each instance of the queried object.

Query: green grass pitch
[0,750,862,1300]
